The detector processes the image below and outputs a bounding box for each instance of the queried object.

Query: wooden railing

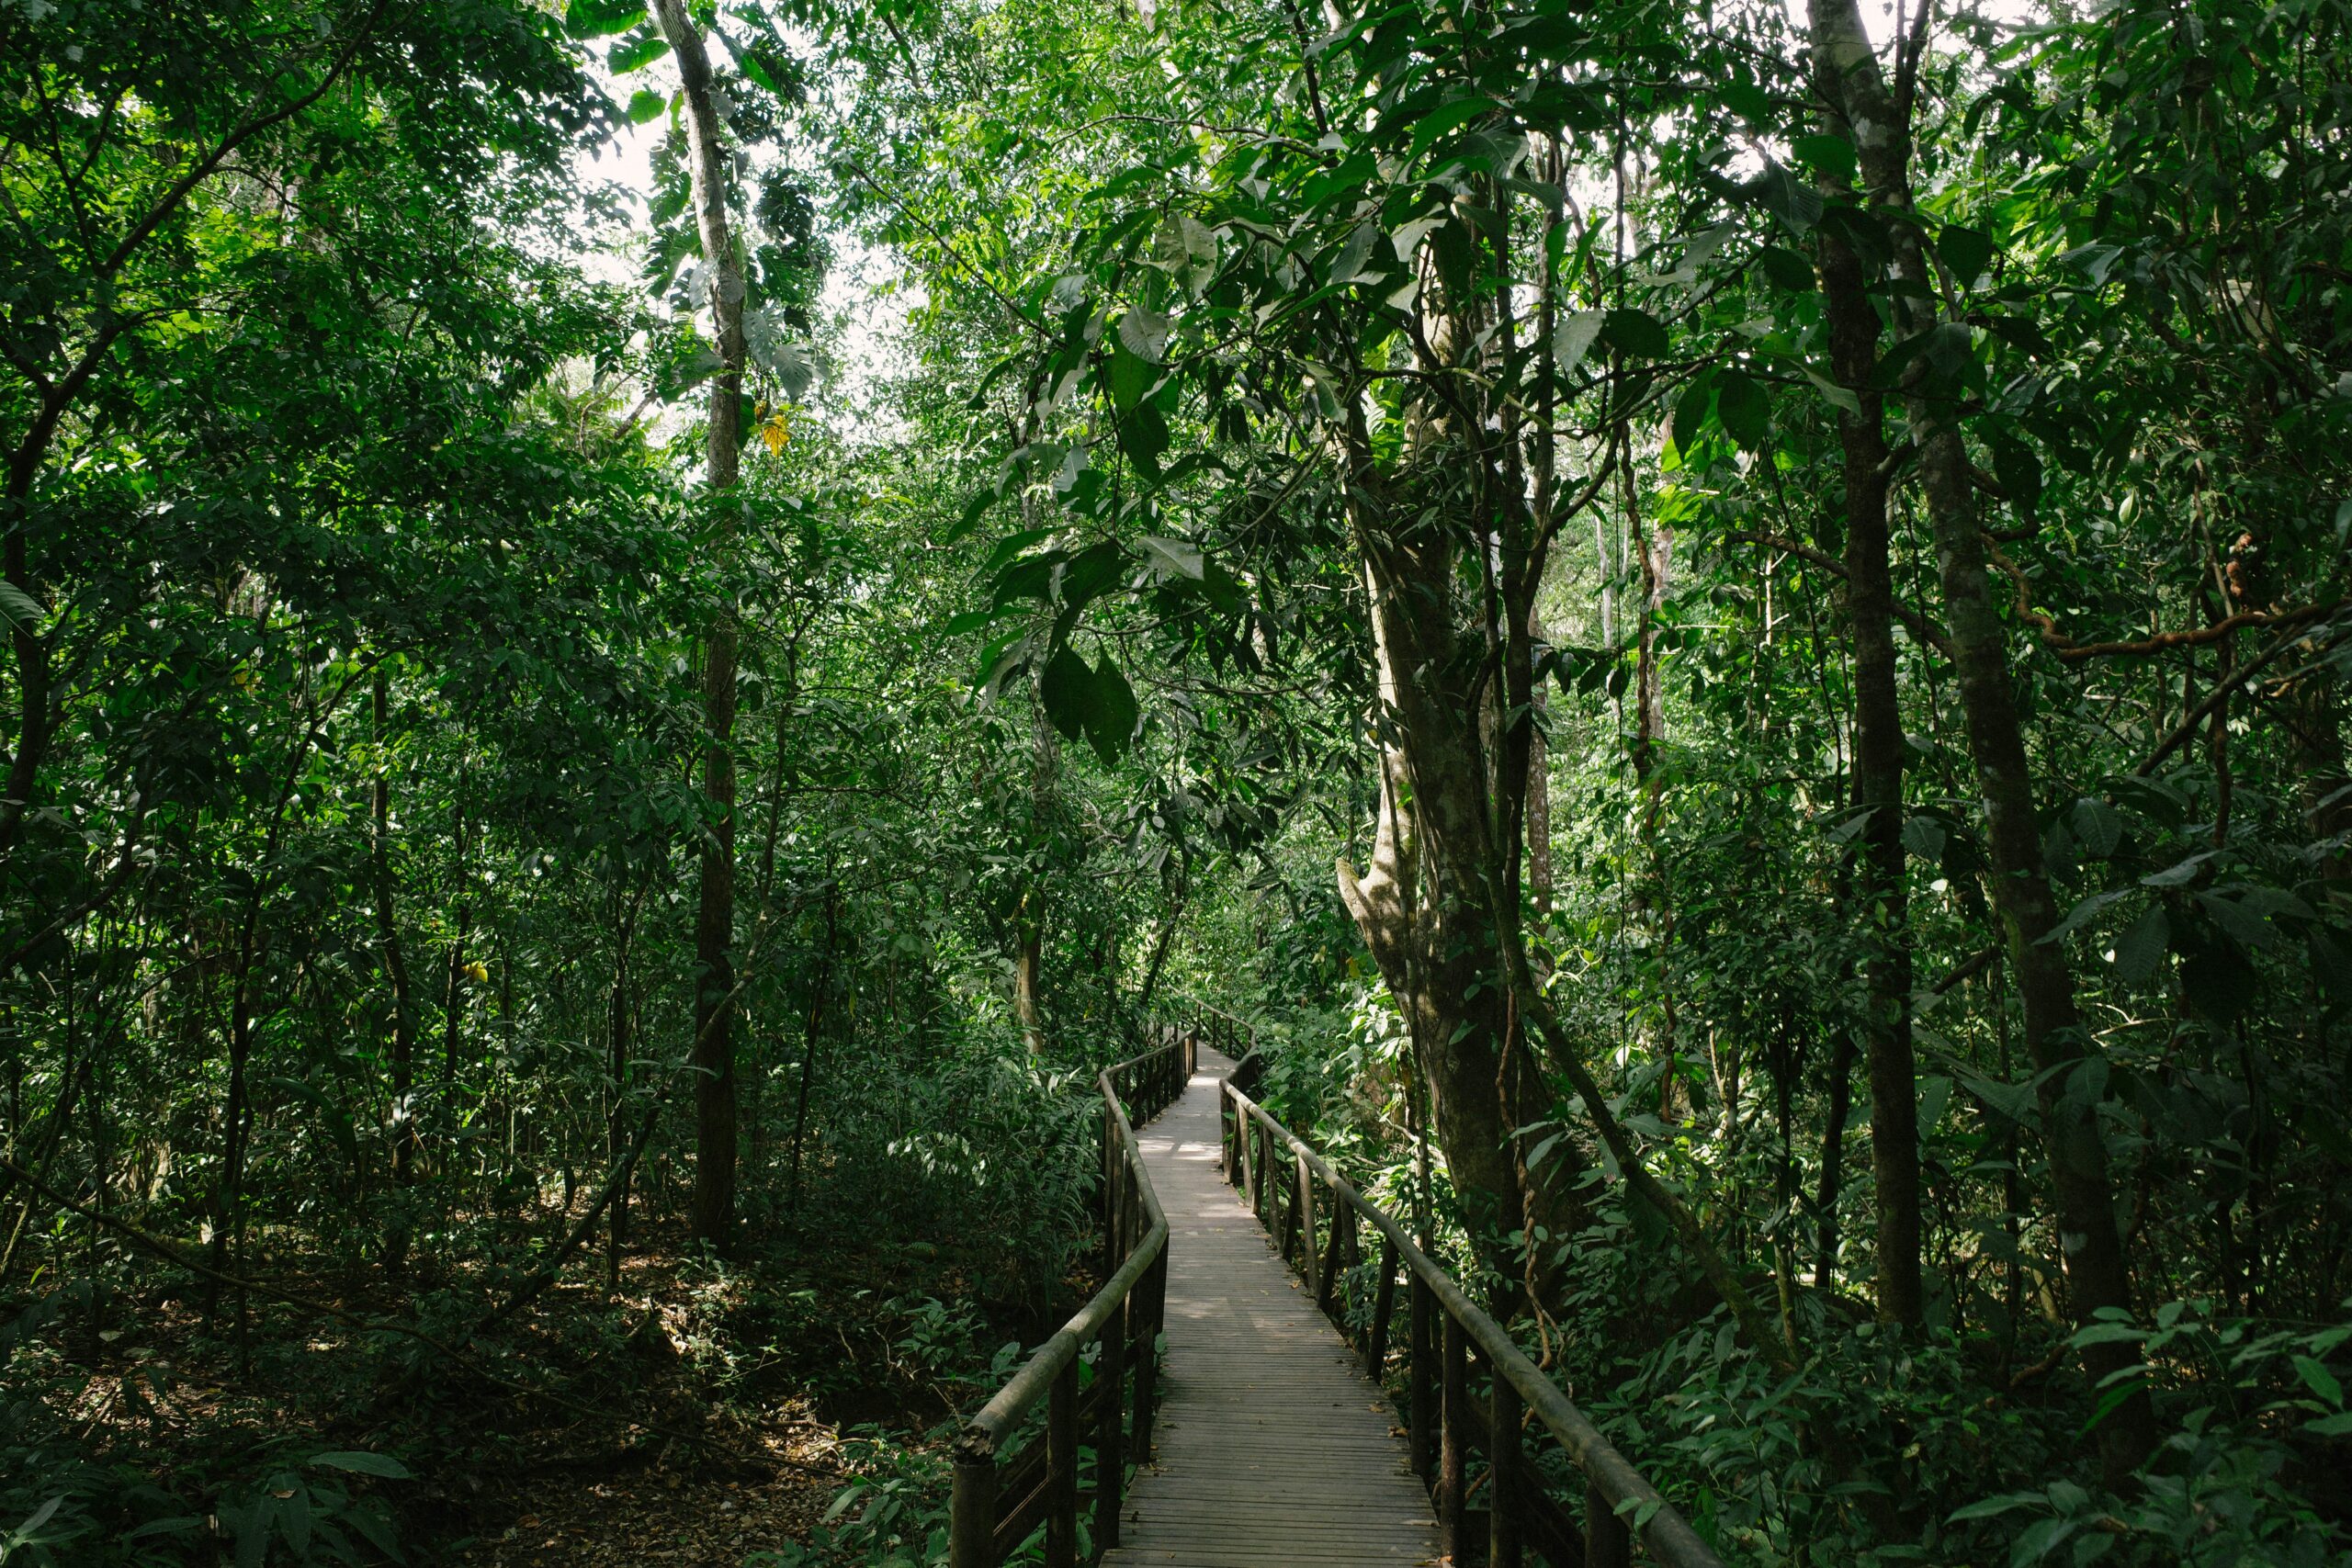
[1220,1046,1726,1568]
[947,1024,1193,1568]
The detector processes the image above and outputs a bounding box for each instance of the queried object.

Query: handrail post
[1366,1237,1397,1379]
[1047,1357,1079,1568]
[1102,1109,1122,1282]
[1260,1122,1279,1228]
[1490,1369,1523,1568]
[1317,1195,1350,1316]
[1131,1248,1165,1461]
[1408,1273,1434,1479]
[949,1451,997,1568]
[1587,1473,1631,1568]
[1220,1084,1234,1183]
[1239,1104,1257,1211]
[1096,1300,1126,1553]
[1291,1149,1317,1292]
[1438,1310,1466,1558]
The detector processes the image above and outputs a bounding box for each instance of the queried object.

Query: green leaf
[1716,371,1769,449]
[309,1451,413,1481]
[1670,379,1713,452]
[2010,1517,2076,1565]
[1939,224,1996,286]
[1949,1492,2043,1523]
[1600,308,1668,359]
[2141,851,2219,889]
[1756,246,1815,291]
[2305,1411,2352,1437]
[2069,797,2121,857]
[2069,1322,2146,1348]
[2040,888,2125,946]
[624,87,668,124]
[1720,80,1772,123]
[565,0,646,38]
[1116,307,1170,365]
[1991,433,2043,517]
[1056,540,1126,616]
[608,28,669,73]
[1751,162,1824,233]
[1140,536,1204,581]
[1802,366,1861,415]
[1108,333,1155,414]
[1407,96,1500,163]
[1553,310,1605,378]
[0,581,48,635]
[1792,133,1857,186]
[1038,644,1093,741]
[1955,1068,2037,1124]
[1083,655,1139,762]
[1120,403,1168,475]
[944,607,1008,637]
[2291,1354,2344,1408]
[2110,905,2168,985]
[944,489,996,546]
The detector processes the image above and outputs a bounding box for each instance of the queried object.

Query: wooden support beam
[1408,1272,1434,1479]
[1047,1358,1078,1568]
[1588,1472,1632,1568]
[1366,1237,1397,1380]
[1096,1301,1126,1553]
[1439,1311,1467,1558]
[1490,1369,1523,1568]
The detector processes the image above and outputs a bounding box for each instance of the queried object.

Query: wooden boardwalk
[1102,1047,1437,1567]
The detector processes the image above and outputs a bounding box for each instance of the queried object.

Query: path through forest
[1104,1048,1435,1566]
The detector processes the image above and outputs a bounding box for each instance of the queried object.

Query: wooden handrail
[948,1024,1194,1568]
[1219,1075,1726,1568]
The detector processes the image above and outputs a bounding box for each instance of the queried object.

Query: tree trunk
[788,883,840,1210]
[1809,0,2152,1474]
[369,671,418,1269]
[1012,891,1046,1055]
[1338,509,1586,1252]
[1816,220,1923,1329]
[441,803,470,1091]
[653,0,747,1247]
[1527,612,1554,919]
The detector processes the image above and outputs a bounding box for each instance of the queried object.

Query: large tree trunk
[1337,498,1586,1258]
[1815,224,1924,1328]
[653,0,747,1247]
[1809,0,2153,1475]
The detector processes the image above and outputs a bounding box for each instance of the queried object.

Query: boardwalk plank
[1102,1048,1439,1568]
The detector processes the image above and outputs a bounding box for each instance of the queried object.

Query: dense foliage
[3,0,2348,1562]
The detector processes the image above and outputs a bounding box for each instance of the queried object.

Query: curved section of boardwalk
[1104,1048,1437,1567]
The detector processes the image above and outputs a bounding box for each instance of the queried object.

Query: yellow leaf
[759,415,790,455]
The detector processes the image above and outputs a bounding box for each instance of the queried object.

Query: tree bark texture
[654,0,747,1247]
[1808,0,2152,1473]
[1816,221,1924,1328]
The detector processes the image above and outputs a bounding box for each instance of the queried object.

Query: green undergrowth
[1223,991,2352,1567]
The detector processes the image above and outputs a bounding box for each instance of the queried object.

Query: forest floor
[9,1196,1080,1566]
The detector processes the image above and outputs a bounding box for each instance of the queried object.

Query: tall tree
[650,0,748,1245]
[1807,0,2152,1472]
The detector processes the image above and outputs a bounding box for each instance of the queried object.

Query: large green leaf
[607,27,669,73]
[1082,655,1139,762]
[565,0,645,38]
[1715,371,1769,449]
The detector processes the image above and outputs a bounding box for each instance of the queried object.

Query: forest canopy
[2,0,2348,1562]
